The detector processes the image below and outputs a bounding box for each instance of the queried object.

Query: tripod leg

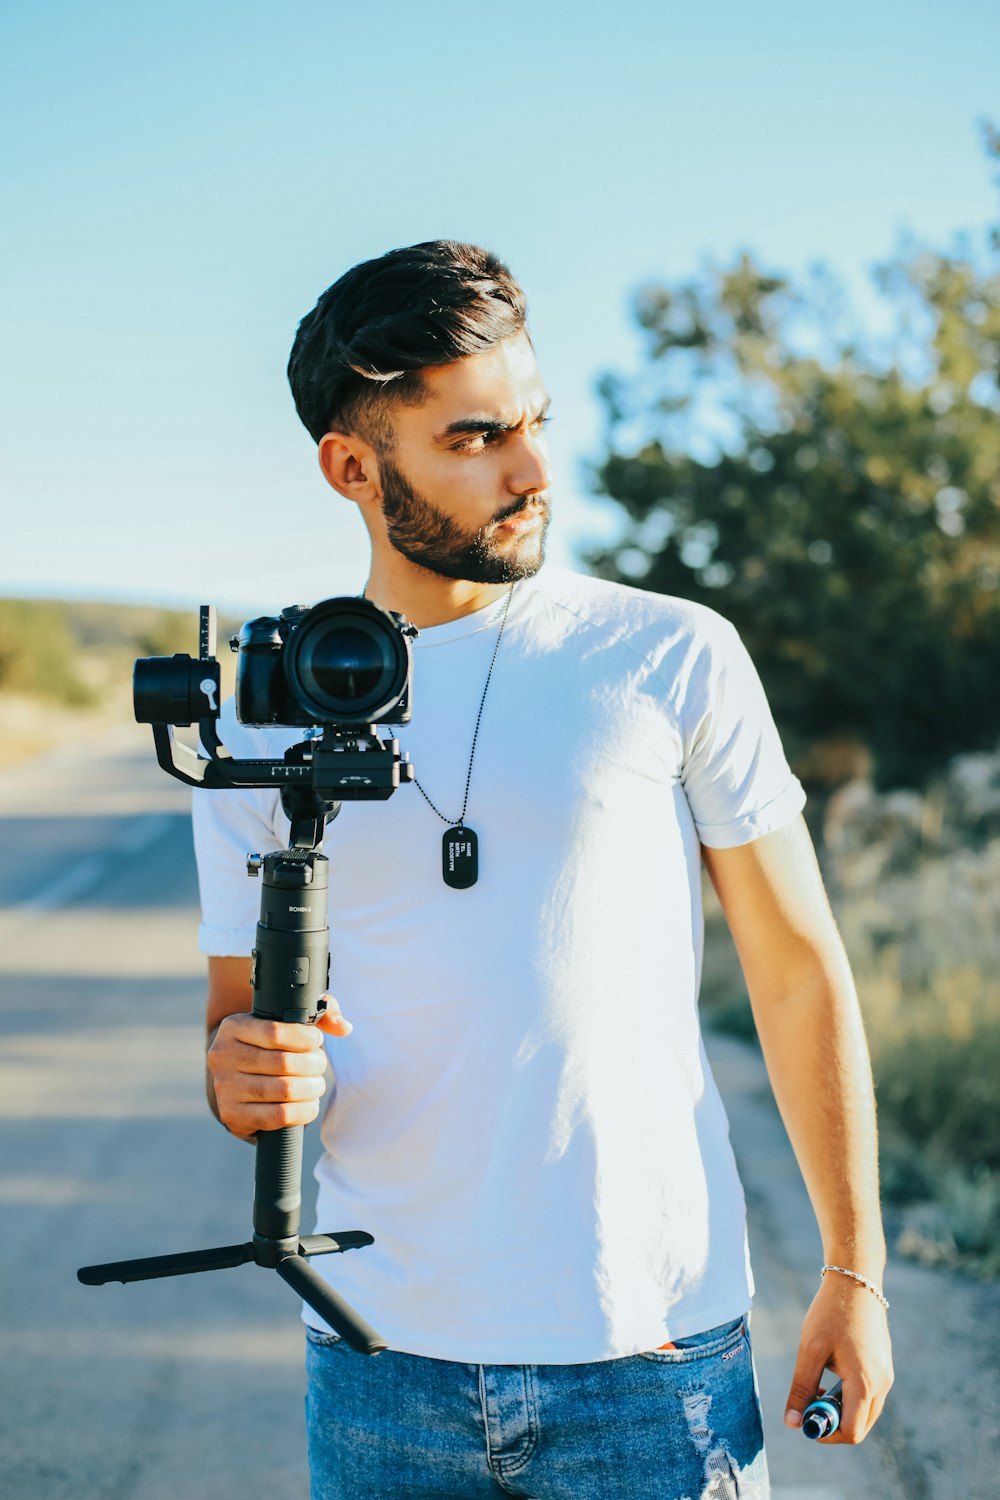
[276,1254,387,1355]
[78,1242,254,1285]
[299,1232,375,1255]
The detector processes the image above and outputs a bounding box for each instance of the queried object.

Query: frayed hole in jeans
[680,1388,741,1500]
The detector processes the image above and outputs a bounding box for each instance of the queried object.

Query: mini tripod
[78,786,386,1355]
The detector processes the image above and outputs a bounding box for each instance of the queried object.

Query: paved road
[0,740,996,1499]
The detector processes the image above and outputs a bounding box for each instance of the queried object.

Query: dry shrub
[704,757,1000,1277]
[823,774,1000,1275]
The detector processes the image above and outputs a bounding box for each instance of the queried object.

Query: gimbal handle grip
[249,845,330,1246]
[253,1126,304,1243]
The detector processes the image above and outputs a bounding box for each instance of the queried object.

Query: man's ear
[317,431,382,505]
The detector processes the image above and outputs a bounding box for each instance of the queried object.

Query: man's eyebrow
[436,395,552,440]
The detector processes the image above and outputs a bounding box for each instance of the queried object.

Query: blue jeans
[305,1316,769,1498]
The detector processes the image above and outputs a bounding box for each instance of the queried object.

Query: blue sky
[3,0,998,612]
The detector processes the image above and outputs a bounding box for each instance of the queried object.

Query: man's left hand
[783,1272,894,1444]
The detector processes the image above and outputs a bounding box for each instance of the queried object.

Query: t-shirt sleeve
[677,616,806,848]
[192,783,287,956]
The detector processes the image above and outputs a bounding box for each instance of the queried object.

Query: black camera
[136,596,414,732]
[233,597,414,729]
[132,598,416,805]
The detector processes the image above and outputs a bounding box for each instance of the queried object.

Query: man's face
[374,331,552,584]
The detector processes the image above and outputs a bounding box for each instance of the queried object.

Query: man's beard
[377,454,549,584]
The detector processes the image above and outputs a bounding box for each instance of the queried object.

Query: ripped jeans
[305,1316,769,1499]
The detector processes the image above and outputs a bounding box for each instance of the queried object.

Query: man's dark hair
[287,240,528,450]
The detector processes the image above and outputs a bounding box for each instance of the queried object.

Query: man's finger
[824,1386,873,1445]
[221,1014,328,1050]
[835,1383,868,1444]
[317,994,353,1036]
[240,1072,328,1105]
[784,1352,829,1429]
[225,1041,329,1076]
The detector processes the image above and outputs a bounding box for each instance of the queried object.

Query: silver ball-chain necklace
[398,582,516,890]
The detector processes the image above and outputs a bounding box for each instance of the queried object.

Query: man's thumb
[784,1356,826,1428]
[317,995,352,1036]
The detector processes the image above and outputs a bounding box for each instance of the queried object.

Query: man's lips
[493,500,548,532]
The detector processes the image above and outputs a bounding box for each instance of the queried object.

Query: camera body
[233,598,413,729]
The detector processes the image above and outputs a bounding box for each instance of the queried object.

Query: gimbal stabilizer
[77,604,415,1355]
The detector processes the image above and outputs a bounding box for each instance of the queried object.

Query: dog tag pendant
[442,826,478,889]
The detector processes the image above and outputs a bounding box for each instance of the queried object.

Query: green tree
[589,126,1000,790]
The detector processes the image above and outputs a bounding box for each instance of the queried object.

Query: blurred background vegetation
[592,122,1000,1278]
[591,123,1000,795]
[2,129,997,1277]
[0,601,236,766]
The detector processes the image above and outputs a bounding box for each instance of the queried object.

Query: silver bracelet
[821,1263,889,1310]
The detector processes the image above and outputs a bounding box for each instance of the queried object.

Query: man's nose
[506,430,552,495]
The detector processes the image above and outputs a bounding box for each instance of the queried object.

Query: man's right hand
[205,956,353,1139]
[208,1009,353,1139]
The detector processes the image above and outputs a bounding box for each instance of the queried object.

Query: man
[194,241,893,1499]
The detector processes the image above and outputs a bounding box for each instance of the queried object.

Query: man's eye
[453,415,550,453]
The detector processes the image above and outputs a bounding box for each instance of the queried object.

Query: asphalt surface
[0,737,996,1499]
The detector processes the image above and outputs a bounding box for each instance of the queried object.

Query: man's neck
[363,554,513,629]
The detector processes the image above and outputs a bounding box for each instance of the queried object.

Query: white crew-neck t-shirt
[193,567,806,1362]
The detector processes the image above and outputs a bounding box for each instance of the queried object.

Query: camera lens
[284,599,410,724]
[305,625,385,704]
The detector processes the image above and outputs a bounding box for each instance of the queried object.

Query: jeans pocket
[638,1316,746,1363]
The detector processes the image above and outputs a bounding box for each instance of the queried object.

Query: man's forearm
[748,940,886,1277]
